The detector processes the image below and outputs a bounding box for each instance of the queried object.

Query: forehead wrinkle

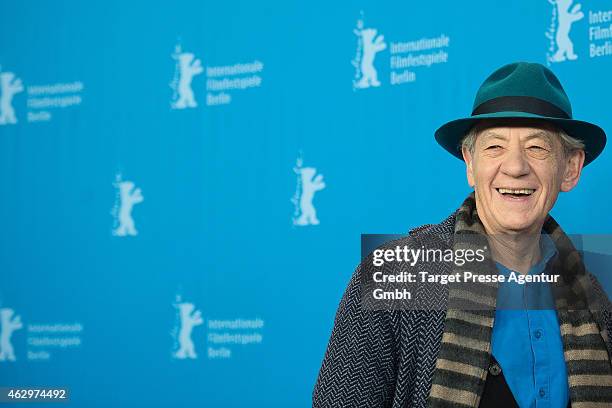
[523,130,555,143]
[480,130,507,142]
[479,129,555,143]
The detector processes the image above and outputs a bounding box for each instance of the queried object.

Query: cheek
[534,167,563,201]
[472,164,497,187]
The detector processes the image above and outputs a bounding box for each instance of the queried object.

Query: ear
[560,149,585,192]
[462,146,476,188]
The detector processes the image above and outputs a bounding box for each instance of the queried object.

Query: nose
[500,144,530,177]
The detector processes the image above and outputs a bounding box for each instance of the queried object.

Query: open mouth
[495,188,536,199]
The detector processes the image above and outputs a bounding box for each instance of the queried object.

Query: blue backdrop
[1,1,612,406]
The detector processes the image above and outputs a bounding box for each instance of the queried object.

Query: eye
[485,145,502,150]
[528,145,548,151]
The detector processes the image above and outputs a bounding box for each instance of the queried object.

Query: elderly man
[313,62,612,408]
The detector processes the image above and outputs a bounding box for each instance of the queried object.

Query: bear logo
[0,308,23,362]
[173,300,203,360]
[548,0,584,63]
[170,45,204,109]
[292,158,326,226]
[353,15,387,89]
[112,176,144,237]
[0,71,24,125]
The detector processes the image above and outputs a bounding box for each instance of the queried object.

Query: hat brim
[434,111,607,166]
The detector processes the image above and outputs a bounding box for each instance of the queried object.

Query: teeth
[498,188,535,195]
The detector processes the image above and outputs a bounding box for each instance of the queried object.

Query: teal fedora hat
[434,61,606,166]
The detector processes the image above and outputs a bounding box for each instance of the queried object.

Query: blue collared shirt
[491,234,569,408]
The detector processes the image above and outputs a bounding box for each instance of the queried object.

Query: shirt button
[539,387,546,398]
[488,363,502,376]
[534,329,543,339]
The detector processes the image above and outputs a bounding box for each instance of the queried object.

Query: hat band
[471,96,570,119]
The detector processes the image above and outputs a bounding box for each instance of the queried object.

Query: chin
[489,206,534,228]
[496,216,539,233]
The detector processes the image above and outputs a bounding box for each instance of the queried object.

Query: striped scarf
[427,193,612,408]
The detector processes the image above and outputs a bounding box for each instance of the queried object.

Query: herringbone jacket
[312,211,612,408]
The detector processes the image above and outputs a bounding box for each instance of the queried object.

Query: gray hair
[460,122,585,158]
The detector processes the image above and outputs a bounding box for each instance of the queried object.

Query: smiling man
[461,118,585,276]
[313,62,612,408]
